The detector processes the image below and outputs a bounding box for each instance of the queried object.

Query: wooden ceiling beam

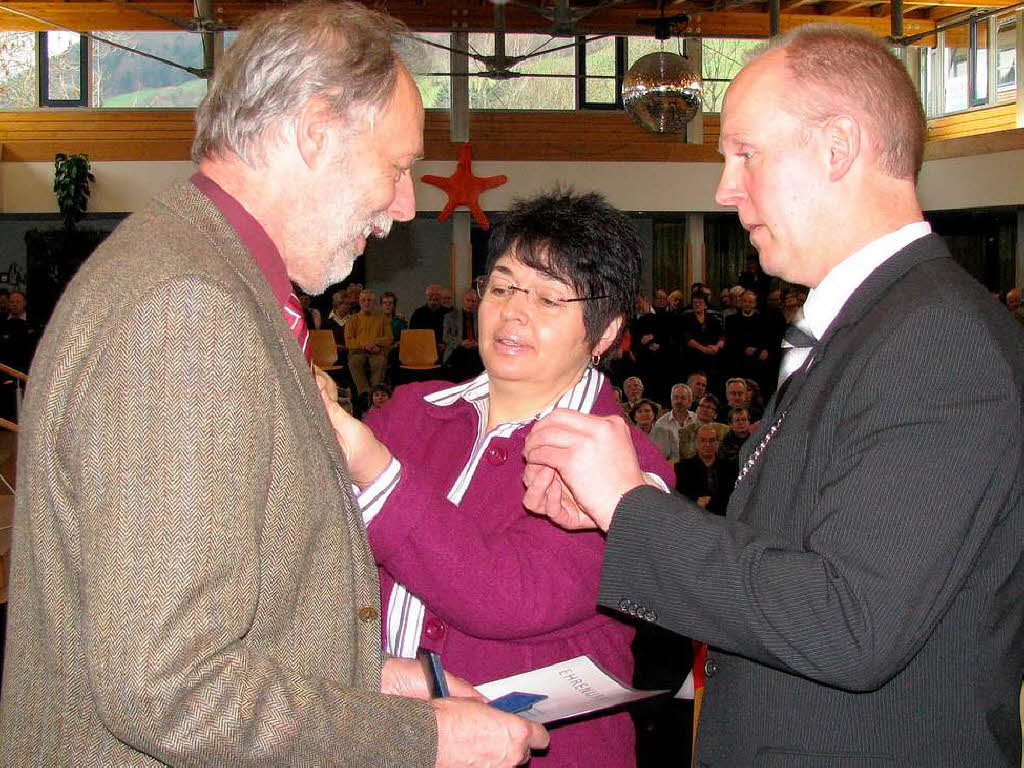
[780,0,823,11]
[0,0,937,37]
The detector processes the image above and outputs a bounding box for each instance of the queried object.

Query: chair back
[399,329,439,368]
[309,329,339,368]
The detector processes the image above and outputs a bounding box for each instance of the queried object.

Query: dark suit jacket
[0,182,436,765]
[599,235,1024,767]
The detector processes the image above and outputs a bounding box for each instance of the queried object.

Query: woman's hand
[315,369,392,487]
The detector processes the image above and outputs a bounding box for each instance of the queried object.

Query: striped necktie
[283,292,313,369]
[777,308,816,386]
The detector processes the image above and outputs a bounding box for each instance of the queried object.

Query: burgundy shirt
[191,171,293,312]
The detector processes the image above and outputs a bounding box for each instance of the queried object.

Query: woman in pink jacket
[324,191,673,767]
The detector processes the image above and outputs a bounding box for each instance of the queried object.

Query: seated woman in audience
[630,398,659,435]
[319,191,672,768]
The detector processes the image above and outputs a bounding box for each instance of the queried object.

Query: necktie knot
[778,308,817,386]
[284,292,313,369]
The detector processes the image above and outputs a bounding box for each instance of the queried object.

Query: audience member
[324,289,352,345]
[409,283,447,354]
[674,423,738,516]
[687,371,708,403]
[651,383,697,463]
[629,398,659,435]
[381,290,408,341]
[678,394,729,460]
[726,290,771,387]
[439,286,454,312]
[722,377,748,421]
[442,287,483,382]
[681,291,725,392]
[366,383,391,415]
[623,375,645,408]
[717,406,751,464]
[344,289,393,411]
[0,291,38,374]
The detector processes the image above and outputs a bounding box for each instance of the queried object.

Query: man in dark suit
[523,23,1023,767]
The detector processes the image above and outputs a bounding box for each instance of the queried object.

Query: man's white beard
[317,209,394,293]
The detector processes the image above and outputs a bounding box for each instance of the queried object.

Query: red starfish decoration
[421,143,507,230]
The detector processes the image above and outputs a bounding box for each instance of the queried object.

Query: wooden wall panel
[926,102,1018,141]
[0,108,722,163]
[1,107,1021,164]
[0,109,195,161]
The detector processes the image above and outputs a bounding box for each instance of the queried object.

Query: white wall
[5,150,1024,215]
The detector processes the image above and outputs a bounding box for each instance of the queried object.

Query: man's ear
[295,97,334,170]
[825,114,860,182]
[593,316,624,359]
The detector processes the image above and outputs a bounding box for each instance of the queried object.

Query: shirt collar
[191,171,292,307]
[423,367,606,423]
[802,221,931,340]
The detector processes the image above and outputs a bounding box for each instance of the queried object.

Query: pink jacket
[365,377,674,768]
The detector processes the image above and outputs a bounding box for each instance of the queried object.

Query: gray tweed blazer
[0,181,436,766]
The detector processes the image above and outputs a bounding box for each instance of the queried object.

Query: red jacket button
[424,617,446,639]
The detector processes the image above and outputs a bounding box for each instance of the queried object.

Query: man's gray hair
[192,0,408,166]
[725,377,748,390]
[671,383,693,399]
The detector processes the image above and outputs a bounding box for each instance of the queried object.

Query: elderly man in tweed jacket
[0,3,546,766]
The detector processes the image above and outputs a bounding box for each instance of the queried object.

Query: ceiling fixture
[622,5,701,134]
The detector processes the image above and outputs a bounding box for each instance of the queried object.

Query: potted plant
[24,153,110,328]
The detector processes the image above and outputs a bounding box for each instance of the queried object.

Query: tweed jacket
[599,235,1024,767]
[0,181,436,766]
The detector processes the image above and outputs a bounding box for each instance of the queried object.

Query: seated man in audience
[722,378,748,420]
[409,283,447,357]
[344,289,393,412]
[675,423,738,517]
[442,287,483,382]
[717,406,751,464]
[439,286,455,313]
[687,371,708,403]
[1005,287,1024,325]
[678,394,729,460]
[623,375,646,409]
[651,382,697,463]
[0,291,39,375]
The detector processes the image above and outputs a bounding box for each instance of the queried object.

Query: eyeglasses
[475,275,608,314]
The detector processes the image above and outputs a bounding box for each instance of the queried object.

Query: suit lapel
[735,234,951,497]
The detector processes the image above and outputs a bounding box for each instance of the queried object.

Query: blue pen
[417,647,450,698]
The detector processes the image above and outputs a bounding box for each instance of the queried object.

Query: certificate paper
[475,655,668,724]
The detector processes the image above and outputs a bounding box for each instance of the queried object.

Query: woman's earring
[591,353,601,367]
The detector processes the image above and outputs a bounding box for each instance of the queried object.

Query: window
[468,33,574,110]
[701,38,761,113]
[0,32,37,108]
[971,20,989,106]
[577,35,622,109]
[398,33,451,109]
[943,30,970,113]
[38,30,87,107]
[92,31,206,108]
[996,16,1017,96]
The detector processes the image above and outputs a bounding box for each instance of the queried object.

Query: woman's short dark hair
[486,189,642,348]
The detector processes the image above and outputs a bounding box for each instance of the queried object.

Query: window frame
[576,35,624,110]
[37,30,89,108]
